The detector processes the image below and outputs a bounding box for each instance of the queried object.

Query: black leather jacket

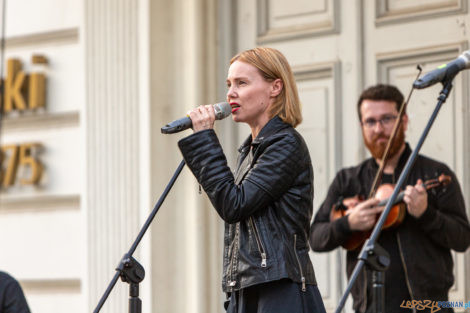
[310,144,470,312]
[178,116,317,292]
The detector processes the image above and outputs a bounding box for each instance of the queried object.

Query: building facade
[0,1,469,313]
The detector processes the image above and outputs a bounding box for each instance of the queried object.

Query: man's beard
[364,126,405,160]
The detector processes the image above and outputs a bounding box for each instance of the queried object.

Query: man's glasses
[361,115,398,129]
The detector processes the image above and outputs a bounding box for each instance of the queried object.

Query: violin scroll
[438,174,451,186]
[424,174,451,190]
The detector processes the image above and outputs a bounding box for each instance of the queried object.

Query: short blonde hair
[230,47,302,127]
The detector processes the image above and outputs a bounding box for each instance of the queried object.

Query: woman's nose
[226,86,236,99]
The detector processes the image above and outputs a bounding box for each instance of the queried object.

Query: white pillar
[84,1,141,312]
[148,0,225,312]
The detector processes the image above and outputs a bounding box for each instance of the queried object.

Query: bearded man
[309,84,470,313]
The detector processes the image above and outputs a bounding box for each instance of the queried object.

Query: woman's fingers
[190,104,216,132]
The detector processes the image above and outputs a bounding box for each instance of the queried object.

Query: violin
[330,174,451,251]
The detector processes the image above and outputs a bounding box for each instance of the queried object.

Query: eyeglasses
[361,115,398,129]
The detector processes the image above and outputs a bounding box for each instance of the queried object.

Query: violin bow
[367,66,423,199]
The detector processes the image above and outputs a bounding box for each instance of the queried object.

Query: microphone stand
[334,77,455,313]
[93,160,186,313]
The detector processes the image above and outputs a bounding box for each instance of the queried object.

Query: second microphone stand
[335,78,454,313]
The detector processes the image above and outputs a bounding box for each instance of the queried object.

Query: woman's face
[226,61,280,131]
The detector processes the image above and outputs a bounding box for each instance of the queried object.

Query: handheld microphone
[413,50,470,89]
[161,102,232,134]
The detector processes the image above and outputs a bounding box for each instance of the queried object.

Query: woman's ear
[271,79,283,97]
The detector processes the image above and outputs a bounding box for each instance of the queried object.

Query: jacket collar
[237,116,290,153]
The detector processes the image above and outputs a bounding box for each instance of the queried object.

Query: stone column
[84,1,141,312]
[148,0,226,312]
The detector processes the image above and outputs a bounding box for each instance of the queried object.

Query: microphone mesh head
[214,102,232,120]
[461,50,470,69]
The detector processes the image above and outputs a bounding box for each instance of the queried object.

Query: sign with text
[1,143,43,187]
[2,56,46,113]
[1,55,48,190]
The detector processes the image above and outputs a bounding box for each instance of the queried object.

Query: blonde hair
[230,47,302,127]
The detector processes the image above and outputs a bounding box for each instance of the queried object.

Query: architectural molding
[5,28,79,48]
[20,278,81,293]
[0,194,79,212]
[1,111,80,132]
[376,42,467,83]
[293,61,338,81]
[293,61,343,172]
[256,0,340,43]
[376,0,467,26]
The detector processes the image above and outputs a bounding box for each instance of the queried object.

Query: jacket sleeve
[1,275,31,313]
[414,168,470,252]
[309,171,353,252]
[178,129,301,224]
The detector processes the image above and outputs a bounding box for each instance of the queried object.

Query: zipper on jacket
[293,234,306,292]
[227,224,240,288]
[397,232,416,313]
[249,217,267,267]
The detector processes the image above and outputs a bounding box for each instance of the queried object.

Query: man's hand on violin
[404,179,428,218]
[347,198,383,231]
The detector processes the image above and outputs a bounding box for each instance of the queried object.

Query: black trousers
[225,279,327,313]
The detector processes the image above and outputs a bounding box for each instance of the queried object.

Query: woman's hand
[188,104,216,132]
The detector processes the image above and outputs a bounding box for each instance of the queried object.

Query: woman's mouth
[230,103,240,113]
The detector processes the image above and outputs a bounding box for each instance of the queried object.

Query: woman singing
[178,47,326,313]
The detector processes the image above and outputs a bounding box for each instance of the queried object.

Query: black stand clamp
[360,241,390,313]
[118,254,145,313]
